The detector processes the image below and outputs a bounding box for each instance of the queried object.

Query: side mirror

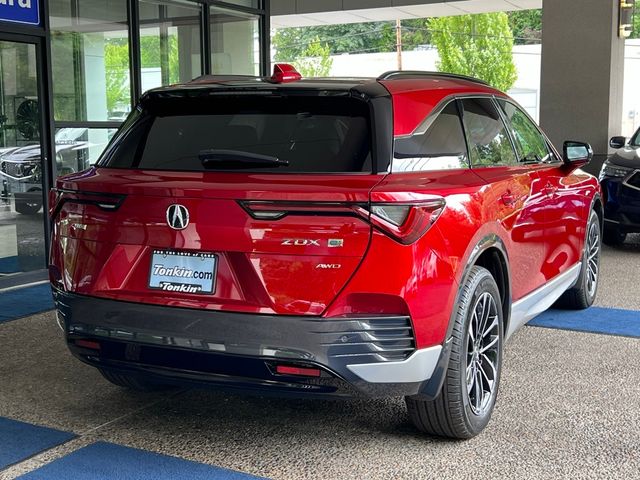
[610,136,626,149]
[563,140,593,166]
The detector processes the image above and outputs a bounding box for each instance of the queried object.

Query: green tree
[272,19,434,62]
[428,13,518,91]
[140,36,180,84]
[632,9,640,38]
[104,39,130,113]
[507,9,542,44]
[104,35,182,114]
[292,37,333,77]
[273,22,393,61]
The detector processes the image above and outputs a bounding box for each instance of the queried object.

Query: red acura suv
[49,65,602,438]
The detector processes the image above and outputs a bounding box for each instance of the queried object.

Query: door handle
[501,192,516,206]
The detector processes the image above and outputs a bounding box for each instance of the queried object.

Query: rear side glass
[393,102,469,172]
[461,98,517,168]
[498,100,552,163]
[100,96,372,174]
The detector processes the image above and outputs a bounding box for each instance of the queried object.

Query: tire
[602,225,626,246]
[555,210,601,310]
[406,266,503,439]
[98,368,172,392]
[14,200,42,215]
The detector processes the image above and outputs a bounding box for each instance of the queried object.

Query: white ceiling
[271,0,543,29]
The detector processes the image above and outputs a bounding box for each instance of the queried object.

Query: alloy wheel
[586,221,600,298]
[466,292,500,416]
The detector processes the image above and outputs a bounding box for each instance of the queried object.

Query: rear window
[100,95,372,173]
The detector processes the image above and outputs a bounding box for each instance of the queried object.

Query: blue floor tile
[0,417,75,470]
[18,442,264,480]
[529,306,640,338]
[0,284,53,324]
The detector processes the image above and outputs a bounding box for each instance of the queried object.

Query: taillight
[239,197,445,245]
[239,200,362,220]
[49,188,126,220]
[365,200,445,245]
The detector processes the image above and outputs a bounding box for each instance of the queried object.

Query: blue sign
[0,0,40,27]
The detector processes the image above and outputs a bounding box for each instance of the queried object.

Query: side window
[461,98,517,168]
[498,100,553,163]
[393,102,469,172]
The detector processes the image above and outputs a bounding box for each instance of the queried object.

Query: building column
[540,0,625,174]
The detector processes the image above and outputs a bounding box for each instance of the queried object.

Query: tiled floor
[1,241,639,480]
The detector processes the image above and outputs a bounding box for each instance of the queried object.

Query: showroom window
[210,6,261,75]
[49,0,131,123]
[139,0,203,90]
[47,0,269,178]
[55,127,119,175]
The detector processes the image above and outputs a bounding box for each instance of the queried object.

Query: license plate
[148,250,217,294]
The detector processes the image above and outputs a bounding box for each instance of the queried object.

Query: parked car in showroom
[49,65,602,439]
[0,128,100,215]
[600,127,640,245]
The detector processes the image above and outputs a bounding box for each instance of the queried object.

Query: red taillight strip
[238,198,445,245]
[238,200,367,220]
[49,189,126,222]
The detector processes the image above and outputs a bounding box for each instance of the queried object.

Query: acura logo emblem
[166,204,189,230]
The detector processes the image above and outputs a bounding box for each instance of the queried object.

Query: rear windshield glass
[100,95,372,173]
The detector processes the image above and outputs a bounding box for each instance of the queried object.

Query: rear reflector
[75,340,101,351]
[275,365,321,377]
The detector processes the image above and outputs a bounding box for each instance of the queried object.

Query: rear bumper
[53,289,450,399]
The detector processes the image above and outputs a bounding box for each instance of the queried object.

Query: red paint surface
[50,80,600,350]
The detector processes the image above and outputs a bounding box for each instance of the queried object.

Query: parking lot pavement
[1,243,639,480]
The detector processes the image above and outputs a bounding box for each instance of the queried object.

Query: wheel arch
[591,192,604,232]
[448,234,512,339]
[418,233,511,400]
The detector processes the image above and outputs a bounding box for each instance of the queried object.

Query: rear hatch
[51,87,391,316]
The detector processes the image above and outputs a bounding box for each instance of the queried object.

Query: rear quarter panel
[327,168,516,349]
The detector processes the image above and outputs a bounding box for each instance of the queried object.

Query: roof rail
[378,70,490,87]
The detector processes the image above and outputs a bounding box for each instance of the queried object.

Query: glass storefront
[0,0,268,285]
[139,0,203,91]
[49,0,131,123]
[0,40,46,275]
[210,7,260,75]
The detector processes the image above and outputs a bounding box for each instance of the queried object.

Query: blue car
[600,127,640,245]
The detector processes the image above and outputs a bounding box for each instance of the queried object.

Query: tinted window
[393,102,469,172]
[100,95,372,173]
[461,98,517,167]
[631,128,640,147]
[498,100,552,163]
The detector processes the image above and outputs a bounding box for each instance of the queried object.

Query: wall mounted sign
[0,0,40,27]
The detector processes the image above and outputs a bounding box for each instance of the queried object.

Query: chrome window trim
[496,98,563,166]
